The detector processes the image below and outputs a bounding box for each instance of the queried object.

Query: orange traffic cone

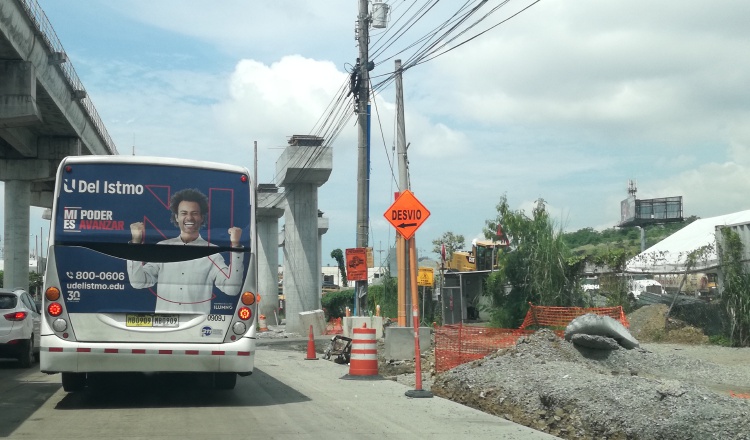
[305,325,318,360]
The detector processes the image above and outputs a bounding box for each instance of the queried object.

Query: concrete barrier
[298,309,326,336]
[384,326,431,360]
[342,316,384,339]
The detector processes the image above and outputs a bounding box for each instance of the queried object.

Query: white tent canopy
[625,210,750,274]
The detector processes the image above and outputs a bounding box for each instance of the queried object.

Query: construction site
[390,304,750,440]
[253,300,750,440]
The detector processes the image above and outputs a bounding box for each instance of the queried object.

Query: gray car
[0,288,41,367]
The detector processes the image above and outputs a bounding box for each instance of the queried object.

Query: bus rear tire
[214,373,237,390]
[62,373,87,392]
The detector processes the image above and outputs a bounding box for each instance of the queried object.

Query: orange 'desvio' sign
[384,190,430,240]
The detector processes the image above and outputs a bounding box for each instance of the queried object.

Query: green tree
[365,268,398,318]
[321,289,354,320]
[717,227,750,346]
[592,248,631,308]
[29,272,44,298]
[432,231,465,262]
[330,249,348,287]
[483,196,586,328]
[561,216,700,260]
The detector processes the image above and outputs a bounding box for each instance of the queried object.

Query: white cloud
[420,0,750,148]
[218,56,347,138]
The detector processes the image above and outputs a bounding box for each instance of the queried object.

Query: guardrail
[17,0,118,155]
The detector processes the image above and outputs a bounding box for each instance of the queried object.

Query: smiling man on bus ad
[126,188,245,315]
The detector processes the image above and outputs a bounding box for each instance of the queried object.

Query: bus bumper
[40,335,256,374]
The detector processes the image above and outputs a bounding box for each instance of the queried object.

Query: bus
[41,156,258,391]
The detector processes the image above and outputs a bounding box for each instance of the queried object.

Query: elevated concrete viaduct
[0,0,117,291]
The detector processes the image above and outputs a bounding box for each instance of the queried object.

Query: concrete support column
[4,180,31,291]
[318,215,329,293]
[256,185,285,325]
[257,219,280,322]
[283,184,320,333]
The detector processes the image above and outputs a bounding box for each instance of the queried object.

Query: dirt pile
[432,329,750,439]
[627,303,710,344]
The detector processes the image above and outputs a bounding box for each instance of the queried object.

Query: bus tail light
[238,307,252,320]
[241,291,256,305]
[48,302,63,317]
[45,286,61,301]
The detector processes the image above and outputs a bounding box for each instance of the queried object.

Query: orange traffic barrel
[341,326,382,380]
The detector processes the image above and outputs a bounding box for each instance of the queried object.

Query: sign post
[383,190,433,398]
[417,267,434,287]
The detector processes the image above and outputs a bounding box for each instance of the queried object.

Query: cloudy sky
[3,0,750,264]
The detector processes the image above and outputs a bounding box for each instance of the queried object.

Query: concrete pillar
[277,135,332,334]
[4,180,31,291]
[318,214,329,294]
[256,184,285,325]
[283,183,321,333]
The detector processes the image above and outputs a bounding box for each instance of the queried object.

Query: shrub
[321,289,354,320]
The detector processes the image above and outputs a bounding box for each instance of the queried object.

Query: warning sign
[417,267,434,287]
[346,247,368,281]
[384,190,430,240]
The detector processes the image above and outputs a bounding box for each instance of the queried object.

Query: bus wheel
[214,373,237,390]
[62,373,87,392]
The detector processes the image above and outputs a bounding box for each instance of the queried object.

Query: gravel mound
[431,329,750,439]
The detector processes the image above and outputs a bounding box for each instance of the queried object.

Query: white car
[0,288,41,368]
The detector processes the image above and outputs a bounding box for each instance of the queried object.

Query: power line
[414,0,542,66]
[304,0,543,187]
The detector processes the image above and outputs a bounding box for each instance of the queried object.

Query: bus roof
[61,155,250,175]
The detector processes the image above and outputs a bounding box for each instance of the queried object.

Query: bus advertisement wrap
[53,162,251,316]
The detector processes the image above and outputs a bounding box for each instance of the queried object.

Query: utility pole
[355,0,371,315]
[395,59,412,326]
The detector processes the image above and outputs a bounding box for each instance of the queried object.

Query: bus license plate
[126,314,179,327]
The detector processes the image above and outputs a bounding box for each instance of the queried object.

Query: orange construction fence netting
[434,303,630,373]
[519,303,629,331]
[325,317,343,335]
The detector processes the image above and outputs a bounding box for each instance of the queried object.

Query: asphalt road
[0,338,560,440]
